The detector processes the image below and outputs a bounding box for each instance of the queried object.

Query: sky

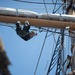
[0,0,71,75]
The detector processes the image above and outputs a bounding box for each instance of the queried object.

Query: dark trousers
[22,34,30,41]
[23,25,30,32]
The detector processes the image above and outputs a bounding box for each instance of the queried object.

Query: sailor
[16,21,37,41]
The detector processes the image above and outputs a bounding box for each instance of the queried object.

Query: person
[16,21,37,41]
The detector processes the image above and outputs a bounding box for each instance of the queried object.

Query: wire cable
[34,30,48,75]
[52,0,54,4]
[53,32,57,44]
[52,0,58,13]
[53,4,63,13]
[34,0,50,75]
[13,0,63,5]
[0,24,73,38]
[0,24,15,30]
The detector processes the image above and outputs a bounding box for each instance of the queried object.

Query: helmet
[25,21,30,25]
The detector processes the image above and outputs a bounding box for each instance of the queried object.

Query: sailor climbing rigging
[16,21,37,41]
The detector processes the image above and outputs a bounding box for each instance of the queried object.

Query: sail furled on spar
[0,7,75,30]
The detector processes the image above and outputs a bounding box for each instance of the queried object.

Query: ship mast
[46,29,65,75]
[63,0,75,75]
[46,0,75,75]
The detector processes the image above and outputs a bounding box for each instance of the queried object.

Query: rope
[34,0,49,75]
[52,0,58,13]
[0,24,15,30]
[34,31,48,75]
[13,0,63,5]
[53,4,63,13]
[53,33,57,44]
[0,23,74,38]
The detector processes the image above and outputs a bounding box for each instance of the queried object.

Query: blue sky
[0,0,71,75]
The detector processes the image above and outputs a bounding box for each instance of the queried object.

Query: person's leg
[16,21,22,35]
[27,25,30,31]
[23,25,30,32]
[16,23,21,31]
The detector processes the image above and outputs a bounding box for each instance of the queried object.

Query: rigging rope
[13,0,63,5]
[53,3,63,13]
[44,0,65,75]
[52,0,58,13]
[0,23,74,38]
[53,33,57,44]
[0,24,15,30]
[34,31,48,75]
[34,0,50,75]
[52,0,54,4]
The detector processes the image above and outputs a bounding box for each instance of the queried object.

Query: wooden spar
[0,15,75,30]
